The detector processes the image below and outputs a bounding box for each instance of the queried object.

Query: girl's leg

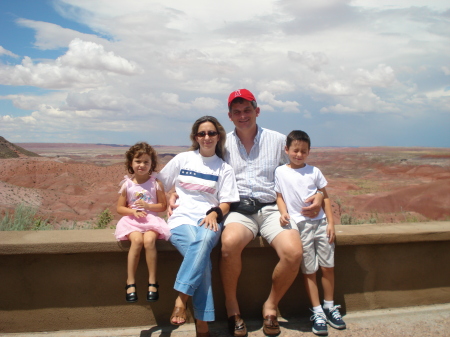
[143,230,159,292]
[127,231,144,290]
[321,266,335,302]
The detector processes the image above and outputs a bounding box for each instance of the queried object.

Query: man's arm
[167,191,179,217]
[301,191,324,217]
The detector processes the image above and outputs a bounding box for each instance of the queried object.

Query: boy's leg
[320,266,335,302]
[317,218,345,330]
[299,219,328,336]
[321,265,345,330]
[305,272,328,336]
[303,272,321,307]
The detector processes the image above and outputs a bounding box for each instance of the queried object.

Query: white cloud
[191,97,221,110]
[256,80,296,93]
[59,38,141,75]
[354,64,397,88]
[16,19,108,50]
[0,38,141,89]
[259,91,301,113]
[0,56,105,89]
[1,0,449,146]
[288,51,329,72]
[0,46,18,58]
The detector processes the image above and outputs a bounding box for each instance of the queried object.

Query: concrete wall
[1,222,449,333]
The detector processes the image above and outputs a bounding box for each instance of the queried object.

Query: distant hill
[0,136,40,159]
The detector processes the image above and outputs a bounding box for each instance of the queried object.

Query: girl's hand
[327,223,336,244]
[133,209,147,218]
[280,213,291,226]
[134,199,148,209]
[199,213,219,232]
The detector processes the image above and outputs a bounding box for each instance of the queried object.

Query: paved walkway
[2,303,449,337]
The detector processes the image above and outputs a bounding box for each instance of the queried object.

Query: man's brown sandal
[228,314,247,337]
[170,306,186,326]
[263,315,280,336]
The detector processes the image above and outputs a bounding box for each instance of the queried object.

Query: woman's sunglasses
[196,131,218,138]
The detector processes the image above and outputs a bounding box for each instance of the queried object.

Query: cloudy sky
[0,0,449,147]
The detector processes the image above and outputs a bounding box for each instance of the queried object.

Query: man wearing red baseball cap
[221,89,323,336]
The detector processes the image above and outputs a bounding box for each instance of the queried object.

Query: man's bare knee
[278,246,302,268]
[221,236,244,259]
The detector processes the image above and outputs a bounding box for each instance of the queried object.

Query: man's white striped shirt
[224,126,288,203]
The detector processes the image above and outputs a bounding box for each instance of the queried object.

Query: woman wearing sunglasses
[158,115,239,337]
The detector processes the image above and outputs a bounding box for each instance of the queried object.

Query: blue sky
[0,0,449,147]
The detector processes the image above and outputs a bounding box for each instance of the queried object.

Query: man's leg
[220,222,254,317]
[262,229,303,317]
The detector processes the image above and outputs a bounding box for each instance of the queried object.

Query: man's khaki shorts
[224,204,297,244]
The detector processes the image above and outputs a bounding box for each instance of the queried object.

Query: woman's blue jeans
[169,221,222,322]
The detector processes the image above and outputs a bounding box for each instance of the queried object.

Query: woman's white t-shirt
[158,150,239,229]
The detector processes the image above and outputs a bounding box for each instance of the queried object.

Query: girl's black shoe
[147,283,159,302]
[125,284,138,303]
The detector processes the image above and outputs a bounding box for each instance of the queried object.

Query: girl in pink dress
[114,142,170,303]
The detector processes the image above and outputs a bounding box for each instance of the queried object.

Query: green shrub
[95,209,113,229]
[0,203,51,231]
[340,213,352,225]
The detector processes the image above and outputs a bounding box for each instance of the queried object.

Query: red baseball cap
[228,89,256,107]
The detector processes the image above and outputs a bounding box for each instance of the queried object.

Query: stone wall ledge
[1,221,449,255]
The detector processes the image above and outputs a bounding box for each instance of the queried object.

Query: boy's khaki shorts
[297,218,335,274]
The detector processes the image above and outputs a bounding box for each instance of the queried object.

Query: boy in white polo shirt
[274,130,346,336]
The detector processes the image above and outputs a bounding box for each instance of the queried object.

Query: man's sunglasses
[196,131,219,138]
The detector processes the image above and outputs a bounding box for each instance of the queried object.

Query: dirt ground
[3,303,449,337]
[1,144,449,228]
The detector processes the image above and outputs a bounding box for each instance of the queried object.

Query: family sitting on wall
[114,89,346,337]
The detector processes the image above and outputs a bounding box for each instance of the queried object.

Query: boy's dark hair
[286,130,311,149]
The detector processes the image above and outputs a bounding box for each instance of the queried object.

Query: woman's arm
[200,202,230,232]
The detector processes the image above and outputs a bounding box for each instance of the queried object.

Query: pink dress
[114,174,171,241]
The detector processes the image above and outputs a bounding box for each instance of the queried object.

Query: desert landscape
[0,136,449,229]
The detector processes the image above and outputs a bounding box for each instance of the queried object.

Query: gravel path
[3,303,449,337]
